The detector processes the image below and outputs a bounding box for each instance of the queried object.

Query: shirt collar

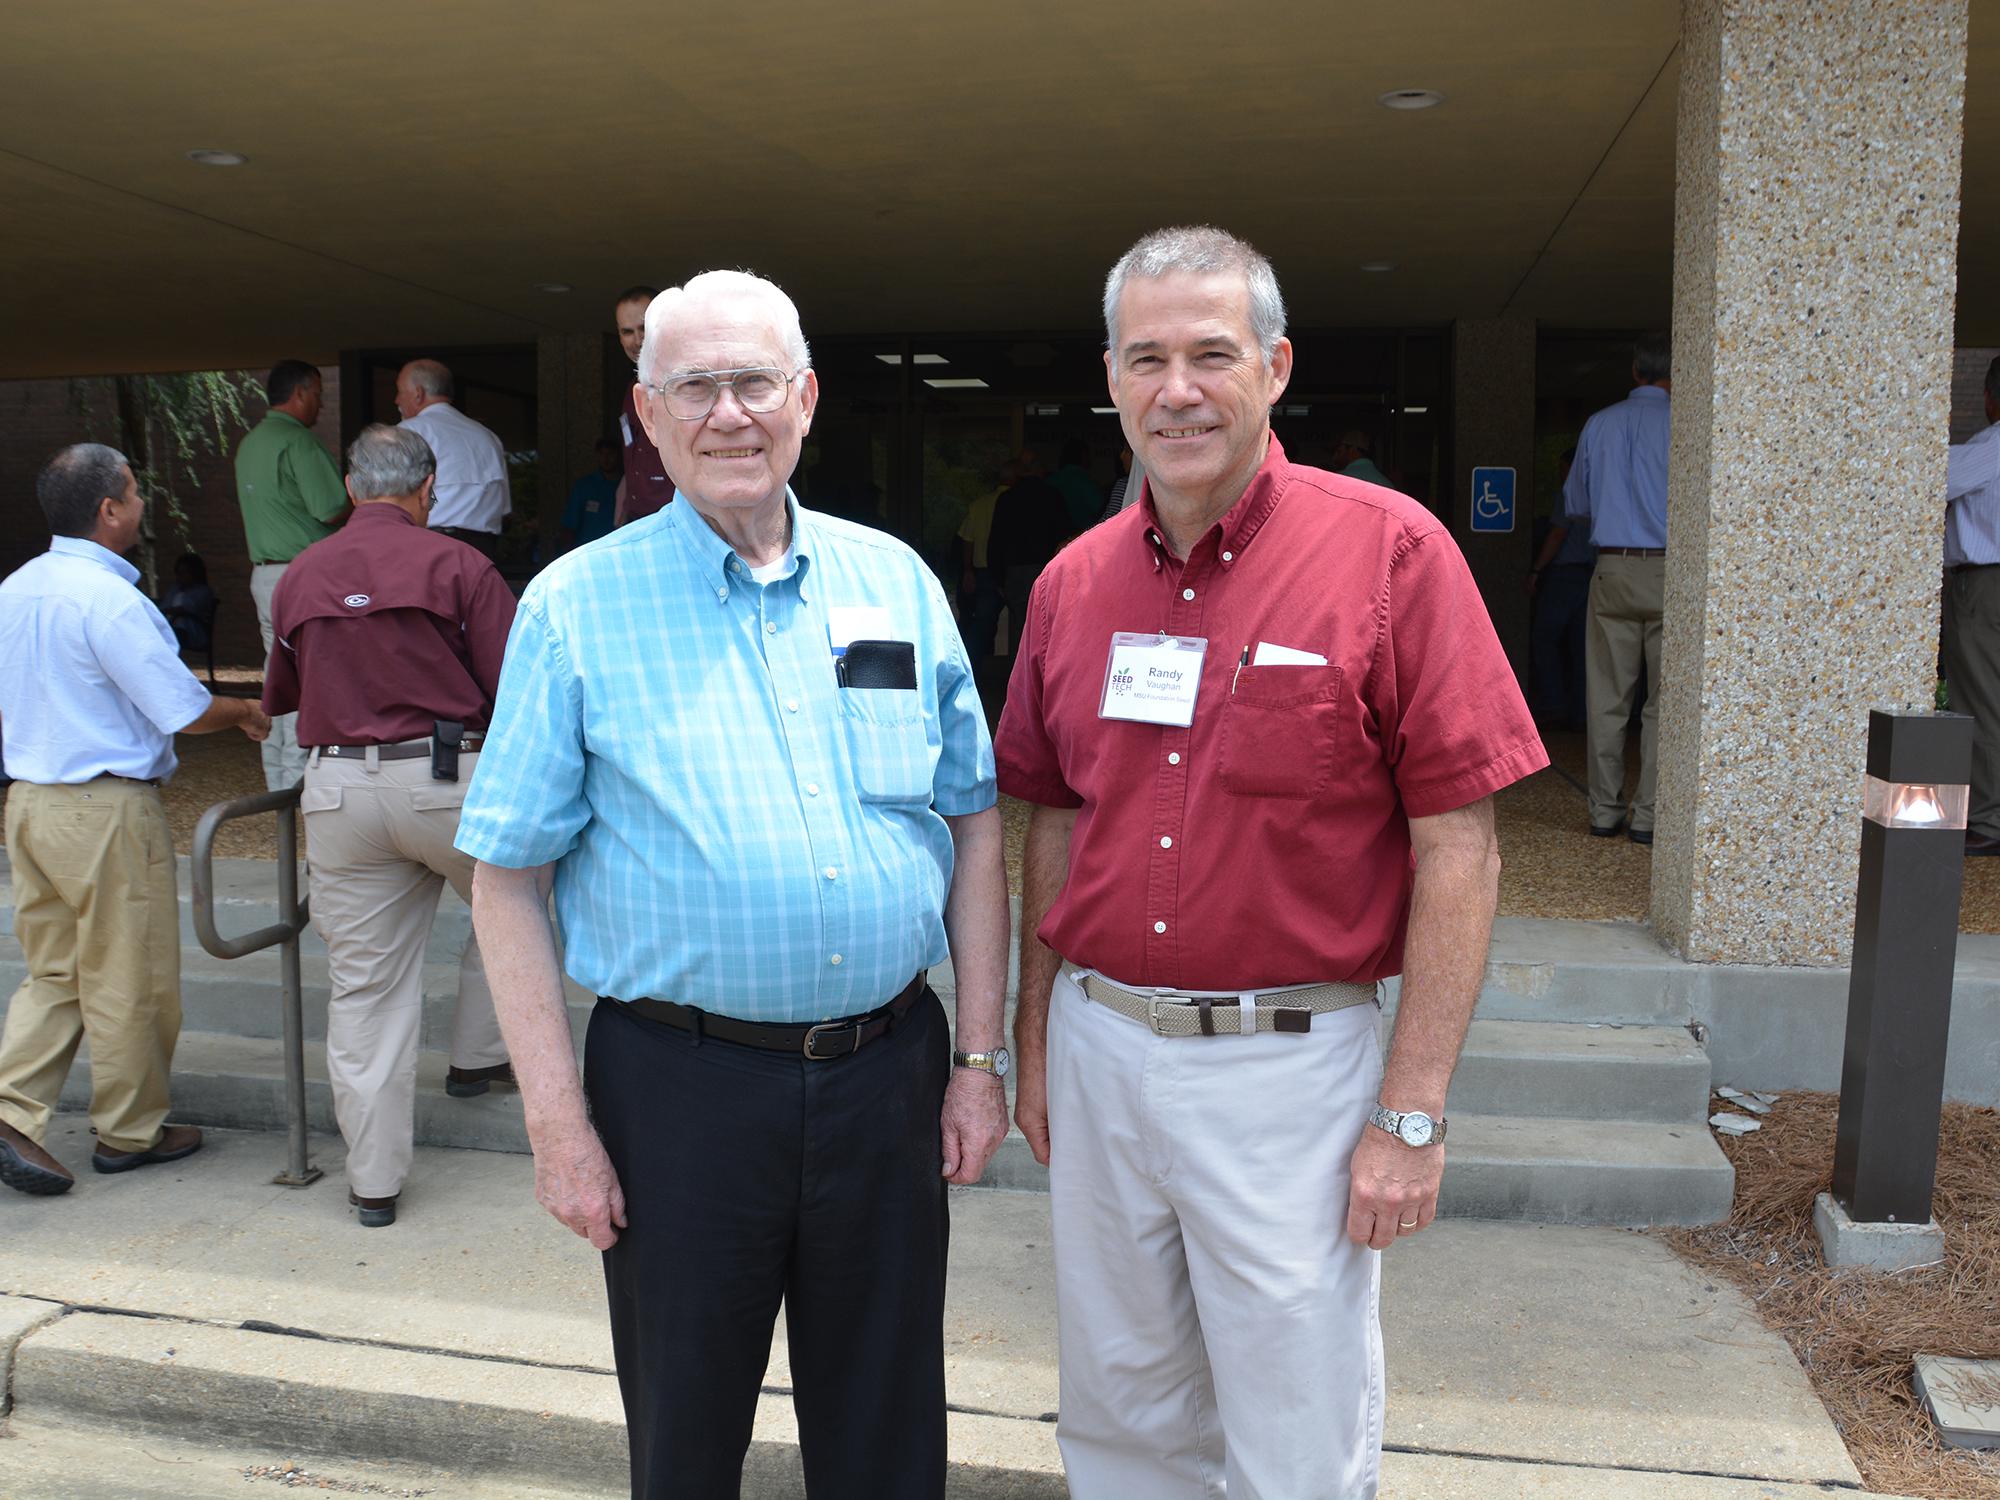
[349,501,418,529]
[49,534,140,587]
[666,487,815,603]
[1133,433,1291,572]
[266,410,307,432]
[1629,385,1669,402]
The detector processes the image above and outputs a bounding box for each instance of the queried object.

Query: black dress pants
[585,991,951,1500]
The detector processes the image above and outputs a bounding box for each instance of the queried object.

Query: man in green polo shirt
[234,360,348,790]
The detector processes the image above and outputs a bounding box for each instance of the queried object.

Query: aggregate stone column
[1450,316,1536,677]
[536,333,607,561]
[1653,0,1967,964]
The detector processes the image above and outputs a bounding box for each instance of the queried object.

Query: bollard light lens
[1862,776,1968,830]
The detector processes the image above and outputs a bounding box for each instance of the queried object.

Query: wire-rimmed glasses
[645,366,800,421]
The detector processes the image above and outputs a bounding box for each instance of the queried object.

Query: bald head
[394,359,453,420]
[637,271,811,388]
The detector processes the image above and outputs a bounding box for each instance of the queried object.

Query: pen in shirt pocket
[1232,645,1249,695]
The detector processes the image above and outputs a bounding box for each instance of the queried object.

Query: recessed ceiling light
[536,282,573,293]
[1026,403,1062,417]
[1360,261,1397,273]
[874,353,904,364]
[185,149,248,167]
[1377,89,1444,111]
[912,354,948,365]
[1090,406,1119,415]
[1400,405,1430,415]
[924,378,988,389]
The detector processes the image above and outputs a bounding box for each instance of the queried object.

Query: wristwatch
[1369,1104,1446,1147]
[953,1047,1011,1079]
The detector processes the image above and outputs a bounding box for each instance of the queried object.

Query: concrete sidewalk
[0,1118,1904,1498]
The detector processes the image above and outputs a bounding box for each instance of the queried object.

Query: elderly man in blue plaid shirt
[457,270,1011,1500]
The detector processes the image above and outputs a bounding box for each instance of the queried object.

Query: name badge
[1100,632,1207,727]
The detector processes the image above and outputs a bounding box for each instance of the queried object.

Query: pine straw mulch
[1659,1091,2000,1499]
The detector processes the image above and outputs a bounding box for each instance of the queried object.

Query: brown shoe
[92,1123,204,1175]
[446,1062,517,1098]
[0,1119,74,1196]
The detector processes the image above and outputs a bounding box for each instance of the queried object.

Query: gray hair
[37,443,131,538]
[1633,332,1671,384]
[346,423,436,500]
[637,270,813,386]
[403,358,454,401]
[1103,226,1287,372]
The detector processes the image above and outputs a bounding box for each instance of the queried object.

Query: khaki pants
[301,747,507,1199]
[0,780,181,1153]
[250,563,307,792]
[1047,968,1386,1500]
[1942,565,2000,839]
[1584,553,1665,832]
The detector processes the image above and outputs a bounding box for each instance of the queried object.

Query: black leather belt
[618,974,926,1060]
[1599,546,1665,557]
[317,732,484,760]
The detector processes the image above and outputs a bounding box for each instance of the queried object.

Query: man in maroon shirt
[611,284,675,525]
[995,227,1548,1499]
[264,424,519,1228]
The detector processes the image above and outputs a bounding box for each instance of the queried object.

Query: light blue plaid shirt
[455,491,995,1022]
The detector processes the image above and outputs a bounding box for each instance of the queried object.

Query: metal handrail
[190,783,322,1187]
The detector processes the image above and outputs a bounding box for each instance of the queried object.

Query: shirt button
[1153,920,1167,935]
[806,783,820,797]
[823,866,838,880]
[786,699,799,713]
[1182,588,1195,601]
[830,953,843,966]
[765,621,778,635]
[1222,550,1234,562]
[1168,752,1181,766]
[716,587,728,601]
[1160,836,1173,848]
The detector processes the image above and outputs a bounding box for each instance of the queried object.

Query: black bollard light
[1829,709,1974,1225]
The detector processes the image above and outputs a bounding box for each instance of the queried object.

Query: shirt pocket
[837,688,932,804]
[1217,665,1344,799]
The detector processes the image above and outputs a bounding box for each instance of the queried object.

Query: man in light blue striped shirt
[1565,332,1672,844]
[1943,356,2000,854]
[458,270,1010,1500]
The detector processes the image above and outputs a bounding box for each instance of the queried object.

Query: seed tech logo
[1110,667,1135,696]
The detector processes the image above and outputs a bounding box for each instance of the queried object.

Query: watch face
[1398,1113,1435,1147]
[991,1048,1011,1079]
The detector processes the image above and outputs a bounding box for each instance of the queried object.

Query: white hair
[637,270,813,385]
[346,423,436,499]
[1103,225,1287,372]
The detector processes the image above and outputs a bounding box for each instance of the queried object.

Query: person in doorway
[262,424,517,1228]
[0,445,271,1196]
[160,552,218,657]
[395,360,511,561]
[1526,447,1595,731]
[1096,445,1136,524]
[1565,332,1671,844]
[610,284,675,525]
[234,358,348,791]
[1943,355,2000,855]
[957,457,1014,667]
[995,226,1546,1499]
[457,269,1011,1499]
[986,451,1071,658]
[1050,438,1103,531]
[1332,427,1392,488]
[562,437,623,551]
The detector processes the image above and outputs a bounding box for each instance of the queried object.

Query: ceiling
[0,1,1994,377]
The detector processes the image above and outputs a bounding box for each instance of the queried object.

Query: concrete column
[1451,316,1536,677]
[1653,0,1968,964]
[536,333,607,561]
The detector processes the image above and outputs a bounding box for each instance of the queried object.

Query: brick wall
[0,368,342,669]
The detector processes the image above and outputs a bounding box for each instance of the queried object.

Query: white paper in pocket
[1252,641,1329,667]
[828,605,894,655]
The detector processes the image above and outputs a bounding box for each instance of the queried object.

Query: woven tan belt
[1064,964,1376,1037]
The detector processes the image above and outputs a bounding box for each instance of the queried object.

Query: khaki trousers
[1584,554,1665,833]
[250,562,308,792]
[1046,968,1386,1500]
[301,748,506,1199]
[0,780,181,1153]
[1942,565,2000,839]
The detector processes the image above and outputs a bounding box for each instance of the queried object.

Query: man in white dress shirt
[1943,355,2000,855]
[0,445,271,1196]
[394,359,512,561]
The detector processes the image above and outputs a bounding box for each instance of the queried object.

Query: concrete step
[1447,1019,1711,1123]
[80,1032,1732,1224]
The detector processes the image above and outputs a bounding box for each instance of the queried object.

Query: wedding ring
[1398,1217,1420,1229]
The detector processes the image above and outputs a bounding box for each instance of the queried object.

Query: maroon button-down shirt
[263,503,517,745]
[995,437,1547,990]
[620,384,674,520]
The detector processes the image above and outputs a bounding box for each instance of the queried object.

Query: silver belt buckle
[1145,992,1193,1035]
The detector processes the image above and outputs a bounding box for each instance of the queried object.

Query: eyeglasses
[645,366,800,421]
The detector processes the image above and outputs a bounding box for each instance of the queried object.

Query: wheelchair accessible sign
[1470,466,1516,533]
